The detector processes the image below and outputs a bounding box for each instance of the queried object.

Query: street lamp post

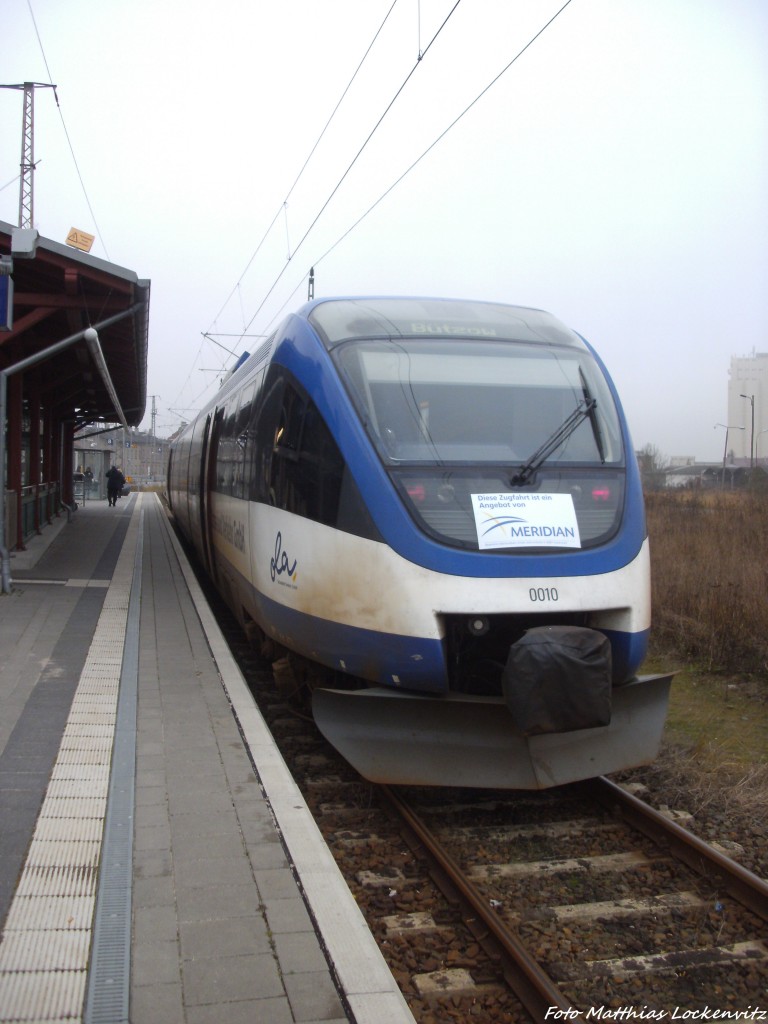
[740,393,755,468]
[715,423,745,489]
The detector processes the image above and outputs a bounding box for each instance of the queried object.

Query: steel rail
[590,775,768,921]
[378,784,574,1020]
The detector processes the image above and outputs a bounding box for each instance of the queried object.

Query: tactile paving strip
[0,497,143,1024]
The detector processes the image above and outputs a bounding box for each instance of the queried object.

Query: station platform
[0,493,415,1024]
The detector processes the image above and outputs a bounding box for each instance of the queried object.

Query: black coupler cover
[502,625,612,736]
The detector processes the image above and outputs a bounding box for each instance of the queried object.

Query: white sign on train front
[471,493,581,550]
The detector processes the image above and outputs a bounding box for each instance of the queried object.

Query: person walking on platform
[105,465,125,507]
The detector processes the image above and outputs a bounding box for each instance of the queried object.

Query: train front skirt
[312,674,674,790]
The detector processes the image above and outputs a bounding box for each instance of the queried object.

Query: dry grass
[661,666,767,758]
[644,491,768,786]
[639,742,768,825]
[646,491,768,676]
[632,664,768,824]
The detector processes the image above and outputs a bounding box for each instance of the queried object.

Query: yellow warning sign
[66,228,95,253]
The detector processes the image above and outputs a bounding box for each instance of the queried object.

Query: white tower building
[728,353,768,465]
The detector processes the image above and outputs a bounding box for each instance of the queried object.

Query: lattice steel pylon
[18,82,35,228]
[0,81,57,228]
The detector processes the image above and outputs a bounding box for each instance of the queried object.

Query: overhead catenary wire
[175,0,569,420]
[236,0,464,343]
[254,0,578,339]
[311,0,577,276]
[204,0,402,334]
[0,173,23,195]
[171,1,406,419]
[182,0,458,411]
[26,0,111,259]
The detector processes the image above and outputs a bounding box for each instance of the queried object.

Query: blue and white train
[167,297,672,789]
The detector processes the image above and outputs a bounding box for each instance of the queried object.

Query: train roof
[185,296,590,428]
[304,297,585,350]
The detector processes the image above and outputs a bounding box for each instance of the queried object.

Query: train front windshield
[335,337,627,549]
[311,299,626,551]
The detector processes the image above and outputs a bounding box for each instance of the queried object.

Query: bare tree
[636,443,668,491]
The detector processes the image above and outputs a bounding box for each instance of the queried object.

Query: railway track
[377,778,768,1018]
[204,584,768,1021]
[251,680,768,1016]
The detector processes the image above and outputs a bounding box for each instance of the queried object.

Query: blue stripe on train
[255,586,650,691]
[602,626,650,683]
[257,589,448,691]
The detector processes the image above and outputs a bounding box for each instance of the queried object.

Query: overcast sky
[2,0,766,461]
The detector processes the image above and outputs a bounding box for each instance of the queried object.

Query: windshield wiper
[579,366,606,465]
[511,397,597,486]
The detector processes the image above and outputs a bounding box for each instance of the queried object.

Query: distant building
[663,463,724,489]
[74,426,168,495]
[728,352,768,462]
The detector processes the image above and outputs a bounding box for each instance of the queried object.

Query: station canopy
[0,220,149,427]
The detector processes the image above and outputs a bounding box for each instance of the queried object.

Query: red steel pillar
[7,373,23,550]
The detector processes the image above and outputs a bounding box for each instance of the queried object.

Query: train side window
[239,368,265,500]
[250,364,379,539]
[269,386,344,526]
[254,366,339,522]
[215,396,239,494]
[270,384,309,513]
[297,402,345,525]
[274,385,307,459]
[232,379,257,499]
[251,367,285,504]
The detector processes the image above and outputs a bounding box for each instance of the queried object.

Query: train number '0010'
[529,586,559,602]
